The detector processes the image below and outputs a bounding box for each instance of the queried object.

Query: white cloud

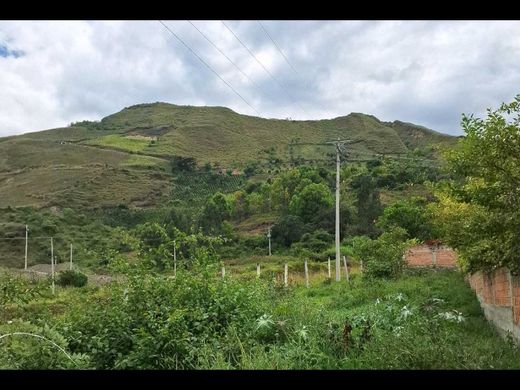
[1,20,520,137]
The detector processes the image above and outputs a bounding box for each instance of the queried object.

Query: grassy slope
[0,102,456,210]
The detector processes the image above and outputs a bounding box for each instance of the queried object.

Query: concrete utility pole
[24,225,28,270]
[335,138,341,282]
[267,226,272,256]
[50,237,55,295]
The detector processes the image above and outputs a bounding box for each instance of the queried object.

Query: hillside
[0,102,456,210]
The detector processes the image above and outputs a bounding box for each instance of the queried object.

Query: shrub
[350,227,416,279]
[57,270,88,288]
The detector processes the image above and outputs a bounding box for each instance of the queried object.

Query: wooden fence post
[284,263,288,288]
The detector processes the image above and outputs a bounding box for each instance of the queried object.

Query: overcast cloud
[1,20,520,137]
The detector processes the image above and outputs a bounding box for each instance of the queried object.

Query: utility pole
[50,237,55,295]
[24,225,28,270]
[335,138,341,282]
[293,137,362,283]
[267,226,272,256]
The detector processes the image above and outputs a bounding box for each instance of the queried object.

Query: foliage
[171,156,197,172]
[271,215,310,248]
[350,227,416,278]
[433,95,520,272]
[0,320,90,369]
[289,183,333,224]
[292,229,333,253]
[377,197,435,241]
[56,270,88,288]
[200,192,232,235]
[350,173,383,238]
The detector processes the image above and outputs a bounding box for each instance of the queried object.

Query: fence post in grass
[360,259,364,273]
[256,263,260,278]
[284,263,288,288]
[222,266,226,279]
[343,255,350,283]
[50,237,55,295]
[69,243,73,271]
[327,257,331,279]
[304,260,309,288]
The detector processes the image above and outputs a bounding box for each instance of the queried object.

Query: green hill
[0,102,456,210]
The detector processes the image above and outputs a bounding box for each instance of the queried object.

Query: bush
[57,270,88,288]
[350,227,416,279]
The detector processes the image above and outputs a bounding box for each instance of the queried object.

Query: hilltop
[0,102,457,210]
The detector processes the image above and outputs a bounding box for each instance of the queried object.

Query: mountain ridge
[0,102,457,210]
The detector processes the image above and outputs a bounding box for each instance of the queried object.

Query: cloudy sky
[1,20,519,137]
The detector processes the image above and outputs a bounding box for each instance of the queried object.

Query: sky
[1,20,520,137]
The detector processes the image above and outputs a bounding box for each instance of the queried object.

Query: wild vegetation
[1,99,518,369]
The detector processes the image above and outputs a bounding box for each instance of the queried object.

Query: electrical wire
[158,20,261,117]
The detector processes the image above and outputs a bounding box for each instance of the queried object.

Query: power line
[158,20,261,117]
[187,21,269,100]
[221,21,307,119]
[257,21,299,77]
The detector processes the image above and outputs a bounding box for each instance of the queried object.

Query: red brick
[511,274,520,326]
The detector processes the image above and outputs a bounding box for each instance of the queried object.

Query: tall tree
[432,95,520,272]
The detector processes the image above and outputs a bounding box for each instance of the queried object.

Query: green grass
[119,155,169,170]
[84,134,150,153]
[1,267,518,369]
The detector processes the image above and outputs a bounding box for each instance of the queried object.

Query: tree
[200,192,232,234]
[271,215,308,247]
[289,183,333,224]
[171,156,197,173]
[433,95,520,273]
[350,174,383,238]
[229,190,250,222]
[134,222,171,270]
[377,197,434,241]
[350,227,415,279]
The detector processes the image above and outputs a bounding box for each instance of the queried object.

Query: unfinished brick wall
[405,245,458,268]
[468,267,520,341]
[512,273,520,327]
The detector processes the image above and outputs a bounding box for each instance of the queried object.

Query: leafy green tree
[171,156,197,172]
[289,183,333,224]
[229,190,250,222]
[134,222,171,269]
[271,215,309,247]
[350,227,416,278]
[350,174,383,238]
[135,222,168,249]
[200,192,232,234]
[377,197,434,241]
[433,95,520,272]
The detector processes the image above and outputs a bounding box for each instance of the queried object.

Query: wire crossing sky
[1,20,520,137]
